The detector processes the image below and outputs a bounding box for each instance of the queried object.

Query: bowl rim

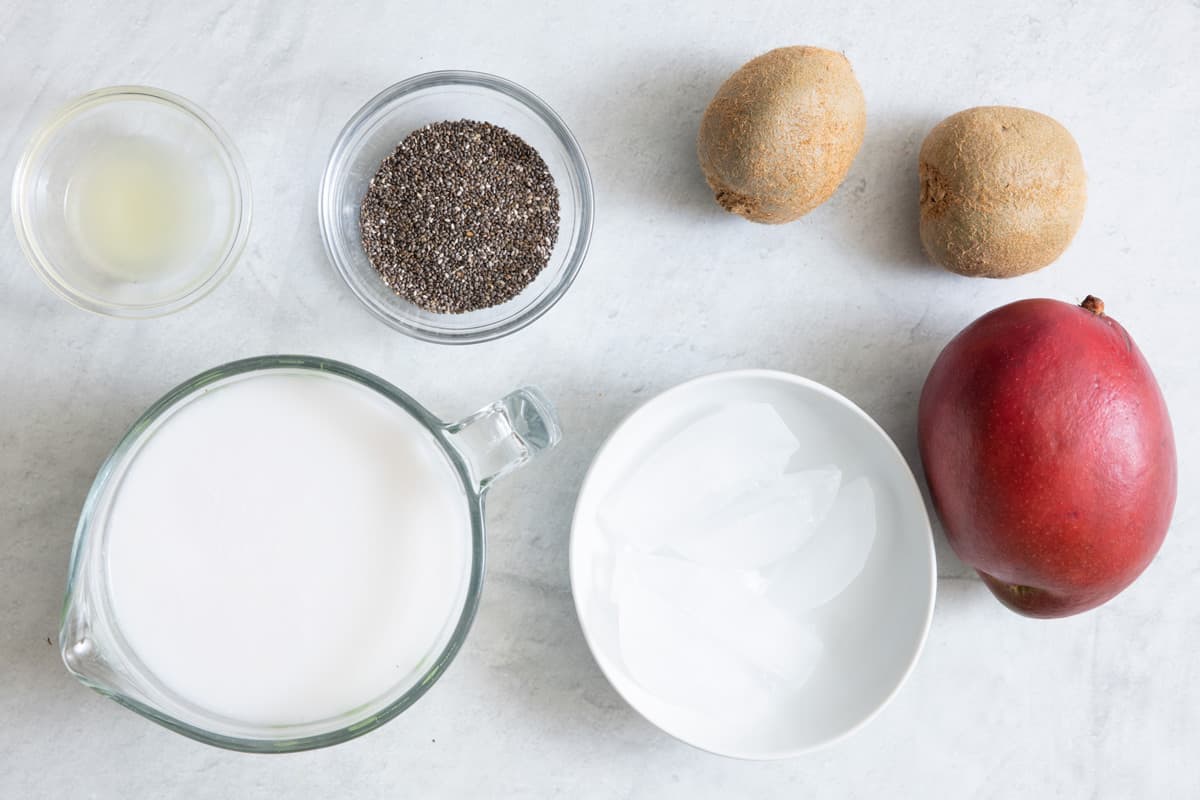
[10,84,253,319]
[567,369,938,760]
[317,69,594,345]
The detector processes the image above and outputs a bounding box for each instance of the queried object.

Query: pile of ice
[597,402,877,719]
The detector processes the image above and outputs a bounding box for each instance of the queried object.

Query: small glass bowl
[319,71,594,344]
[11,86,252,318]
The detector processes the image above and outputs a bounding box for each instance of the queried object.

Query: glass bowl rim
[318,69,594,345]
[10,84,253,319]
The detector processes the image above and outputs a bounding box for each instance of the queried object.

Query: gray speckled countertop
[2,1,1197,796]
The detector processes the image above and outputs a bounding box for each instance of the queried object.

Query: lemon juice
[65,135,207,281]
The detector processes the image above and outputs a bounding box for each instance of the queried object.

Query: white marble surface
[2,1,1197,796]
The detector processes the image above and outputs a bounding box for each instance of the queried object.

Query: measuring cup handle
[444,386,562,492]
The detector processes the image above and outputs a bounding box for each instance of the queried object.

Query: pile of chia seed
[359,119,560,314]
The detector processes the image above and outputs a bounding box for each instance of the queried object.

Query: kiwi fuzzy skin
[697,46,866,224]
[919,106,1086,278]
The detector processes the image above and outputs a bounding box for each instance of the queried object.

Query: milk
[104,371,472,726]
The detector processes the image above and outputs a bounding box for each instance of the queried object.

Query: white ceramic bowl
[569,370,936,759]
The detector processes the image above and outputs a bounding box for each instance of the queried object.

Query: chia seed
[359,119,560,314]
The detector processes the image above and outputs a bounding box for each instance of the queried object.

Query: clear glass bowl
[319,71,594,344]
[11,86,252,318]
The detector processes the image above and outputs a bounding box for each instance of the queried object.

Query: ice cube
[667,466,842,568]
[615,551,822,689]
[612,548,766,606]
[766,476,878,613]
[597,402,799,552]
[617,580,772,720]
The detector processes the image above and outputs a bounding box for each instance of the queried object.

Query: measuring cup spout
[59,587,127,697]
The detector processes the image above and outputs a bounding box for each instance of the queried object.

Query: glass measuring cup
[59,355,560,752]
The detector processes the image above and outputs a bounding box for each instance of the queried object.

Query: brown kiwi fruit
[919,106,1086,278]
[697,46,866,224]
